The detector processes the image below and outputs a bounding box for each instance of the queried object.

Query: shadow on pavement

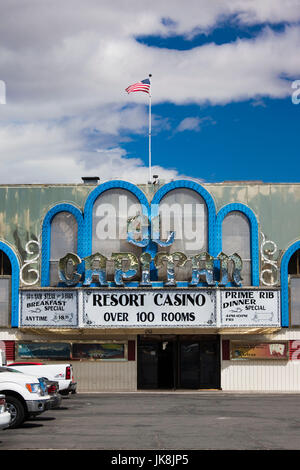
[26,416,56,423]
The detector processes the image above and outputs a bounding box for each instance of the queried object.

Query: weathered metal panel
[221,361,300,391]
[221,329,300,391]
[72,361,137,392]
[0,181,300,287]
[207,183,300,251]
[0,185,95,285]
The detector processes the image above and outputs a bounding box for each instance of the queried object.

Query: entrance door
[199,339,220,389]
[137,336,176,389]
[179,342,200,388]
[137,340,159,389]
[179,338,220,389]
[137,335,220,390]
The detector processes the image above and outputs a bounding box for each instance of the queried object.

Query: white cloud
[177,117,202,132]
[0,1,299,183]
[0,120,180,184]
[176,116,216,132]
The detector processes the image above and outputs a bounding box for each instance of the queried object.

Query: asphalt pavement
[1,392,300,451]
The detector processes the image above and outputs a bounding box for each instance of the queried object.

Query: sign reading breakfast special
[82,289,217,328]
[20,290,78,327]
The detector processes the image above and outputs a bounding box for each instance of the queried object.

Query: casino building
[0,177,300,391]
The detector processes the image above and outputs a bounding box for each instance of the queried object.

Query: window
[92,189,143,280]
[72,343,125,361]
[0,251,11,327]
[16,342,126,361]
[289,250,300,326]
[288,250,300,275]
[50,212,78,286]
[17,342,71,360]
[159,188,208,254]
[0,251,11,275]
[157,188,208,281]
[222,211,251,286]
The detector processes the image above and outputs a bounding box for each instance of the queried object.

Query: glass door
[137,336,176,389]
[179,342,200,389]
[137,339,159,389]
[178,336,220,389]
[138,335,220,390]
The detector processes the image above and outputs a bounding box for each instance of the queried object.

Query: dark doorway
[137,336,176,389]
[137,335,220,390]
[179,338,220,389]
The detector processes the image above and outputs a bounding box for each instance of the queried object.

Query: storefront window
[72,343,125,360]
[230,341,289,360]
[17,342,71,359]
[16,342,126,361]
[222,211,251,285]
[50,212,78,286]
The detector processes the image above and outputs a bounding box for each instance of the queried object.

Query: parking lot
[1,392,300,451]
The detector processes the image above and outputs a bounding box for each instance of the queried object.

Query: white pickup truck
[0,394,11,430]
[0,367,51,428]
[6,362,77,395]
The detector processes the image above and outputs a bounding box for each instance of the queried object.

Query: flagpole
[148,74,152,183]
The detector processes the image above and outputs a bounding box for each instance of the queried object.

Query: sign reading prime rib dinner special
[220,289,280,327]
[20,288,281,328]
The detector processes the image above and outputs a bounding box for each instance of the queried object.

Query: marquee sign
[83,289,217,328]
[19,288,280,328]
[20,290,78,327]
[220,289,280,327]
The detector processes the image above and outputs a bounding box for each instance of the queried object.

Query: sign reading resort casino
[83,290,217,328]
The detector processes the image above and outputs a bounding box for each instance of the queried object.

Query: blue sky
[124,97,300,183]
[0,1,300,184]
[124,22,300,183]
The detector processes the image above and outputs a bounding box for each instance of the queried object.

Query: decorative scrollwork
[20,235,41,286]
[260,232,279,286]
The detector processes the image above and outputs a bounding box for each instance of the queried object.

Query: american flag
[125,78,150,94]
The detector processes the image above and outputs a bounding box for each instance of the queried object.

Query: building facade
[0,178,300,391]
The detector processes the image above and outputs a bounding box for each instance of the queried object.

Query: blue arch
[0,241,20,327]
[83,180,151,258]
[280,240,300,327]
[151,179,217,256]
[216,203,259,286]
[41,203,84,286]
